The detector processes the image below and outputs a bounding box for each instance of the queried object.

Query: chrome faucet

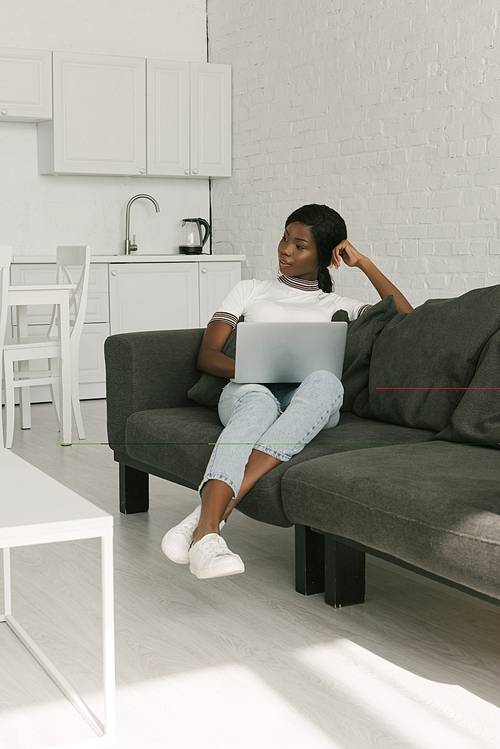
[124,194,160,254]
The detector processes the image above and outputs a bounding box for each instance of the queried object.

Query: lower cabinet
[109,263,200,334]
[10,258,242,403]
[77,322,110,397]
[199,261,241,327]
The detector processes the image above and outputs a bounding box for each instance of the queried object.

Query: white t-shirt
[209,274,372,328]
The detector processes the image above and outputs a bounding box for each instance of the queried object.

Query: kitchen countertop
[13,254,246,263]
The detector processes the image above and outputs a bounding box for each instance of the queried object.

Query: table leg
[17,306,32,430]
[101,530,116,745]
[2,548,11,620]
[58,294,72,446]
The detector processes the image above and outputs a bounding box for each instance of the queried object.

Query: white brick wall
[208,0,500,307]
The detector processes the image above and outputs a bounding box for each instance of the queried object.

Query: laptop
[234,321,348,384]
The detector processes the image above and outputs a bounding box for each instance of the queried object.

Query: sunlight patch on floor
[115,663,345,749]
[0,697,96,749]
[295,639,500,749]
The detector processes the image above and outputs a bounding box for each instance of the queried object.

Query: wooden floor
[2,399,500,749]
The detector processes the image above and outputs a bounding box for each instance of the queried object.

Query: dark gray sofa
[105,287,500,608]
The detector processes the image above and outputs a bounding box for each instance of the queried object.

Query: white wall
[1,0,210,256]
[208,0,500,307]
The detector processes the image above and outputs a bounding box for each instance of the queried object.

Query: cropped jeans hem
[200,471,239,501]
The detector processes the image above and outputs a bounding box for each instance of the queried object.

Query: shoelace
[183,515,200,532]
[176,508,201,533]
[180,513,226,534]
[199,534,230,557]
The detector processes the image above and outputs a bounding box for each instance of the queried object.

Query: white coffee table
[0,450,115,748]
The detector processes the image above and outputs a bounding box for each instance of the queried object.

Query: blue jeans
[199,370,343,500]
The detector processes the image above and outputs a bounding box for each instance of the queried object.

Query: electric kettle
[179,218,211,254]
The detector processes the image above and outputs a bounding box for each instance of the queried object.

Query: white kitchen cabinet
[36,51,230,177]
[199,261,241,326]
[37,52,146,176]
[10,262,109,324]
[0,47,52,122]
[190,63,231,178]
[108,257,241,334]
[77,322,109,392]
[147,60,231,178]
[109,262,200,334]
[146,60,190,177]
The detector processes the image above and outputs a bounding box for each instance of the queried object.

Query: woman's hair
[285,204,347,293]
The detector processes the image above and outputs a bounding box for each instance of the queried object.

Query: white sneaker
[189,533,245,579]
[161,505,226,564]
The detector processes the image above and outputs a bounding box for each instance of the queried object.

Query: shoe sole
[190,562,245,580]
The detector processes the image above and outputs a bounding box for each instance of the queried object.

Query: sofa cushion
[237,412,435,526]
[433,327,500,449]
[337,295,401,411]
[125,405,221,485]
[353,284,500,431]
[124,408,435,528]
[282,442,500,599]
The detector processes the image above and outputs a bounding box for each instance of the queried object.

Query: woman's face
[278,222,318,280]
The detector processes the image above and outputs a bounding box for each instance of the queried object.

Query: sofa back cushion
[433,326,500,449]
[333,296,401,411]
[352,284,500,432]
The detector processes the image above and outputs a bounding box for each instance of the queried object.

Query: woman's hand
[330,239,366,270]
[329,240,413,313]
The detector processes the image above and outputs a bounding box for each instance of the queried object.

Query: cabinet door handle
[111,270,117,276]
[201,268,207,273]
[192,169,199,174]
[139,168,146,174]
[1,109,7,116]
[184,169,190,175]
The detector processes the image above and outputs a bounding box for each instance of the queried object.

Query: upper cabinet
[0,48,52,122]
[190,63,231,178]
[36,52,231,178]
[147,60,231,178]
[38,52,147,176]
[147,61,190,177]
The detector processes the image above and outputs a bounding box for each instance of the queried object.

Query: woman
[162,204,412,579]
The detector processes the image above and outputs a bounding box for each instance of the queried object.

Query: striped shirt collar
[277,273,320,292]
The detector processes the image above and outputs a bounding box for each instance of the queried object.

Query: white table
[8,284,74,446]
[0,450,115,748]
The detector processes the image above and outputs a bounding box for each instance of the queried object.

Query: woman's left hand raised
[330,239,366,270]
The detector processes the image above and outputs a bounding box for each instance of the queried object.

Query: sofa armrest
[105,327,205,450]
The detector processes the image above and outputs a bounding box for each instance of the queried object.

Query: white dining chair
[0,246,13,448]
[2,245,90,448]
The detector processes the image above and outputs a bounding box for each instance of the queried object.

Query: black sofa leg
[119,463,149,514]
[295,525,325,595]
[324,536,366,608]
